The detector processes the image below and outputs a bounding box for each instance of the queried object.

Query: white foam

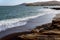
[0,9,58,32]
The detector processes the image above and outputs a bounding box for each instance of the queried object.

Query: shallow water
[0,6,58,31]
[0,5,59,38]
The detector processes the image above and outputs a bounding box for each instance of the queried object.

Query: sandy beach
[1,13,60,40]
[0,13,56,39]
[0,0,60,40]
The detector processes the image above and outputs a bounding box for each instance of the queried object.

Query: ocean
[0,5,59,32]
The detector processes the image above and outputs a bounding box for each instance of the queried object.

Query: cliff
[22,1,60,6]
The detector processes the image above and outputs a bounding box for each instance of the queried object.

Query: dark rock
[51,8,60,10]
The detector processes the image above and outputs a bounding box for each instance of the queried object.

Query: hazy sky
[0,0,60,6]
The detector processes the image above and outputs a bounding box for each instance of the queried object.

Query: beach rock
[17,14,60,40]
[51,8,60,10]
[51,14,60,29]
[1,22,60,40]
[42,29,60,35]
[1,14,60,40]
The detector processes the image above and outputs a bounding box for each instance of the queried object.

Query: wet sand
[1,13,60,40]
[0,14,55,40]
[0,13,55,38]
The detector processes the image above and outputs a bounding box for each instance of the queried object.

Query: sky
[0,0,60,6]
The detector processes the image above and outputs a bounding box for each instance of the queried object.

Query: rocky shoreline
[1,14,60,40]
[51,8,60,10]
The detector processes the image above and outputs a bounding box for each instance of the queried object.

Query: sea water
[0,5,59,32]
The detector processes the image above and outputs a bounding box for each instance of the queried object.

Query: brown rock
[42,29,60,35]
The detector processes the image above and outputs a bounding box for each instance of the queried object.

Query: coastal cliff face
[22,1,60,6]
[1,14,60,40]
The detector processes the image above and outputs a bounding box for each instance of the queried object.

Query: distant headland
[21,1,60,6]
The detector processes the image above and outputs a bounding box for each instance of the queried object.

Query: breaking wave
[0,9,58,31]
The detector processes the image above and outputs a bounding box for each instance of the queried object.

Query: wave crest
[0,9,58,32]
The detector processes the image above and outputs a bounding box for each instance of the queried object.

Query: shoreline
[1,14,60,40]
[0,9,55,32]
[0,13,56,38]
